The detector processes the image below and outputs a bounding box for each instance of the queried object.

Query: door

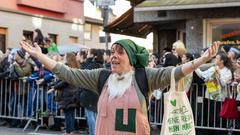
[0,27,6,53]
[0,34,5,52]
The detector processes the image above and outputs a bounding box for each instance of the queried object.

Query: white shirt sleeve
[195,67,215,81]
[219,68,232,87]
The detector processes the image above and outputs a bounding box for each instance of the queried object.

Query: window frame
[204,18,240,48]
[69,36,79,43]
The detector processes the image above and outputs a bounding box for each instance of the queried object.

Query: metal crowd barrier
[149,83,240,134]
[0,78,39,131]
[0,78,86,132]
[1,77,240,133]
[35,83,85,132]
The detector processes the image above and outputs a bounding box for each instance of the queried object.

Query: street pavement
[0,125,162,135]
[0,126,161,135]
[0,127,88,135]
[0,126,236,135]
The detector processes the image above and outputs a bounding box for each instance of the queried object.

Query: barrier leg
[22,119,32,131]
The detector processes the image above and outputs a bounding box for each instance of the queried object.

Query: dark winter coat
[54,80,79,110]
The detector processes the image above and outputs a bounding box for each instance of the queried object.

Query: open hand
[47,88,55,94]
[201,41,221,62]
[36,78,44,85]
[20,41,42,58]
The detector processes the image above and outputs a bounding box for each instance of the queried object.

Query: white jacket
[195,66,232,101]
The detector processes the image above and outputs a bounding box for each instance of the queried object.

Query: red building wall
[0,0,84,21]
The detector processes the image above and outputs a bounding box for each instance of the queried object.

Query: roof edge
[135,2,240,12]
[85,16,103,25]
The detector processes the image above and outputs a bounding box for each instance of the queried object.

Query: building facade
[134,0,240,55]
[105,0,240,56]
[0,0,84,52]
[84,16,107,49]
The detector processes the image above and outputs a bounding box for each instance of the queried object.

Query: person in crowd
[44,37,59,54]
[196,52,233,100]
[234,57,240,102]
[7,49,33,127]
[152,53,160,66]
[172,40,187,64]
[234,57,240,82]
[177,52,194,93]
[26,62,54,118]
[76,50,87,66]
[148,53,160,68]
[80,48,103,135]
[103,49,111,69]
[159,48,171,66]
[13,50,33,77]
[21,39,220,135]
[228,47,240,70]
[221,45,231,55]
[93,49,104,66]
[53,52,80,135]
[0,49,11,126]
[162,53,179,67]
[0,49,11,77]
[195,52,232,134]
[33,29,47,54]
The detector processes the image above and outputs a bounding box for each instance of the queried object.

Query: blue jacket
[27,69,54,84]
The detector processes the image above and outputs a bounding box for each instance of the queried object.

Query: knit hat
[113,39,149,68]
[222,45,231,53]
[17,49,26,59]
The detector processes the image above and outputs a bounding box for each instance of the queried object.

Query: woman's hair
[152,52,160,65]
[80,50,87,60]
[94,49,104,64]
[163,53,178,67]
[34,29,44,45]
[172,40,186,57]
[88,48,97,57]
[185,53,194,61]
[66,52,80,68]
[217,51,232,70]
[105,49,111,57]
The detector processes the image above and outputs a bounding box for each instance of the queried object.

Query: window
[23,30,33,41]
[69,36,78,43]
[84,23,92,40]
[0,27,7,53]
[205,18,240,49]
[48,33,58,44]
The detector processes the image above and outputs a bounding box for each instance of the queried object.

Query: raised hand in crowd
[36,78,44,85]
[21,41,57,70]
[181,41,220,76]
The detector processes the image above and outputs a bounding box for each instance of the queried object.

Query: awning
[135,0,240,11]
[104,8,152,38]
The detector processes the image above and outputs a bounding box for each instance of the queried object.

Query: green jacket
[48,43,59,53]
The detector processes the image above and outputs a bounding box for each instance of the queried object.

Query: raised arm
[20,41,57,71]
[21,41,101,91]
[146,41,220,91]
[181,41,220,75]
